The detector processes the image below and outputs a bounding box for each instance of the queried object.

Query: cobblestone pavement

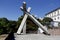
[14,34,60,40]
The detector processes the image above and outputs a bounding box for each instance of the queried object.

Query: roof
[45,7,60,15]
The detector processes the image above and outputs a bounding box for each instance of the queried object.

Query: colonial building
[45,7,60,27]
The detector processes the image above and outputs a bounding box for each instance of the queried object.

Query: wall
[49,28,60,35]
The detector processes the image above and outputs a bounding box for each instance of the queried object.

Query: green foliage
[26,17,38,32]
[43,17,53,22]
[42,17,53,25]
[0,18,9,27]
[42,17,53,28]
[0,17,17,35]
[6,20,17,33]
[17,16,38,33]
[0,29,3,35]
[0,16,53,34]
[0,18,9,34]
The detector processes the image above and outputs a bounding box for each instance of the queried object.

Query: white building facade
[45,8,60,27]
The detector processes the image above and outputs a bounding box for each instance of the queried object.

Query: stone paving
[0,34,8,40]
[14,34,60,40]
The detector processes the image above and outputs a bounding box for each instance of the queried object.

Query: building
[45,7,60,27]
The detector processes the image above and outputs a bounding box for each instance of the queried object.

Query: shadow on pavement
[5,31,15,40]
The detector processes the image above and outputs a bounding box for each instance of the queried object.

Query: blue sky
[0,0,60,20]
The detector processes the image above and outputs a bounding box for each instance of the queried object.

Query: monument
[17,2,49,35]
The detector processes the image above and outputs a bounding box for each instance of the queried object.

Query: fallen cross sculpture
[17,2,50,35]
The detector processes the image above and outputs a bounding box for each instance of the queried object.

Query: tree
[0,17,17,34]
[0,18,9,27]
[42,17,53,28]
[0,23,3,34]
[6,20,17,33]
[26,17,38,31]
[43,17,53,22]
[0,18,9,34]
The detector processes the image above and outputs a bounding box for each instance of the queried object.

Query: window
[53,12,54,16]
[59,9,60,14]
[52,13,53,17]
[54,18,56,20]
[54,11,56,16]
[58,17,59,19]
[50,13,52,17]
[58,10,59,14]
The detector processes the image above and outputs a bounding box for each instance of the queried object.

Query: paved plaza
[14,34,60,40]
